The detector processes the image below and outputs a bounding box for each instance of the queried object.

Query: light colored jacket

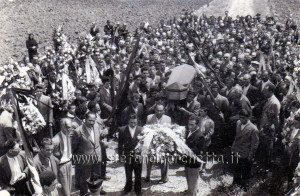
[146,114,171,125]
[232,120,259,160]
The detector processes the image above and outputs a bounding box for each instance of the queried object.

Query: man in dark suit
[104,20,114,36]
[118,113,143,196]
[0,139,31,195]
[242,74,262,122]
[72,112,106,195]
[90,23,100,37]
[121,92,144,126]
[99,78,113,119]
[184,115,205,195]
[45,71,63,135]
[242,74,260,105]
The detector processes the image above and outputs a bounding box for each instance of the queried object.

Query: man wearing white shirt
[0,139,31,195]
[260,70,272,92]
[118,113,143,196]
[146,104,171,183]
[52,118,73,196]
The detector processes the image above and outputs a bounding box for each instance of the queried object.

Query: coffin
[165,64,196,100]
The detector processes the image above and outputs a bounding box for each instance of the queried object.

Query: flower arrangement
[0,62,32,89]
[282,109,300,152]
[135,124,202,164]
[19,99,46,135]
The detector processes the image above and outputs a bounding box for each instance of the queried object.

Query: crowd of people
[0,10,300,196]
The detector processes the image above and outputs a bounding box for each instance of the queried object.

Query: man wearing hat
[206,83,229,149]
[85,173,104,196]
[231,109,259,190]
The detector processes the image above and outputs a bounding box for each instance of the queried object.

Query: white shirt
[89,127,95,143]
[261,80,269,92]
[128,126,136,138]
[241,120,250,130]
[295,84,300,102]
[155,115,165,125]
[6,155,23,185]
[187,129,197,138]
[132,106,138,114]
[60,132,72,164]
[187,101,193,108]
[50,82,56,90]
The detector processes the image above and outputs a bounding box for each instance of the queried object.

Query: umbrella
[165,64,196,100]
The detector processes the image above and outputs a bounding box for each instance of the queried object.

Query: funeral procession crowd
[0,10,300,196]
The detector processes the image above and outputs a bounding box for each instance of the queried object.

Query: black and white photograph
[0,0,300,195]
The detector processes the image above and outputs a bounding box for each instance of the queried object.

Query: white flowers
[0,62,31,89]
[135,124,186,157]
[19,101,46,135]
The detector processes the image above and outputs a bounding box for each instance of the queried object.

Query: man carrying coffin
[145,103,172,183]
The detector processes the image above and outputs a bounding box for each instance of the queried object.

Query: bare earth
[0,0,209,64]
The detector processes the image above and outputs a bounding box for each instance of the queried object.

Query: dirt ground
[269,0,300,25]
[71,140,234,196]
[0,0,210,64]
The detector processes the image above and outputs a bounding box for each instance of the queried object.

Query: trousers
[58,161,72,196]
[185,166,200,196]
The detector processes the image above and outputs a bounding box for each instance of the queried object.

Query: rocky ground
[269,0,300,25]
[0,0,210,64]
[71,140,236,196]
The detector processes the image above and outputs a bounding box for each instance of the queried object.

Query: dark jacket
[185,128,205,168]
[118,126,142,164]
[33,153,59,175]
[121,104,144,126]
[0,151,29,186]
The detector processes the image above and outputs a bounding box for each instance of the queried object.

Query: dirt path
[194,0,271,18]
[69,140,234,196]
